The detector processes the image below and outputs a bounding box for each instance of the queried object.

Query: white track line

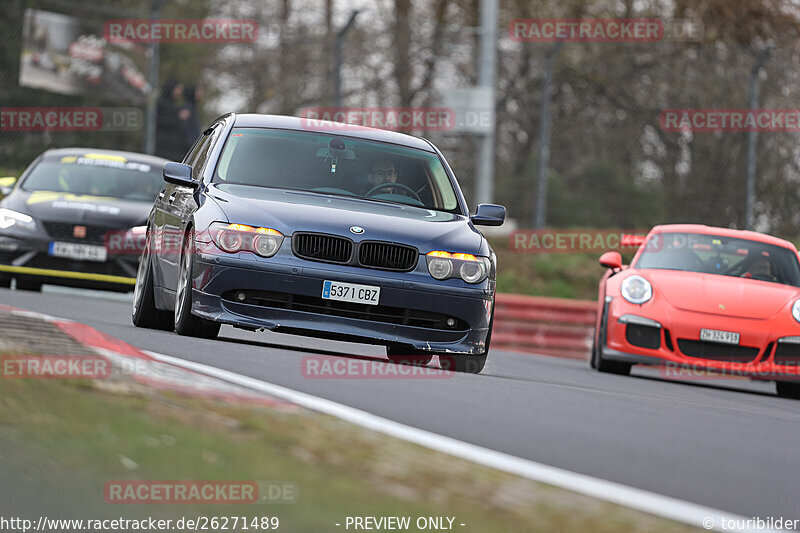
[145,349,773,533]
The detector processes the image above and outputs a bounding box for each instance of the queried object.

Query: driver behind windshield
[367,158,399,189]
[742,254,775,280]
[364,158,421,205]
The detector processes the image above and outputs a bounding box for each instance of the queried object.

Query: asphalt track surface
[2,285,799,522]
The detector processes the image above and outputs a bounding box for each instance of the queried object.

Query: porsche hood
[641,269,799,320]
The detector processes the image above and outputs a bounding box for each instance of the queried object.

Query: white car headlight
[0,208,37,231]
[792,300,800,323]
[621,275,653,304]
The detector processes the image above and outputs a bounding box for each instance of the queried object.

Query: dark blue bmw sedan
[133,114,505,373]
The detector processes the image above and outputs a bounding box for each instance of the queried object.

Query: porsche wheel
[132,230,173,330]
[175,229,220,339]
[591,302,631,376]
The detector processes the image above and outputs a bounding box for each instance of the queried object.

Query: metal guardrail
[493,294,597,359]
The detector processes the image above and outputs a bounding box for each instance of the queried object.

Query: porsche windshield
[214,128,460,212]
[21,156,164,202]
[635,232,800,286]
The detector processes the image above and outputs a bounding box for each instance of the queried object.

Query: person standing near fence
[155,80,188,162]
[178,84,203,149]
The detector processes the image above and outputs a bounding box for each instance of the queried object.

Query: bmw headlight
[209,222,284,258]
[621,275,653,304]
[0,208,37,232]
[792,300,800,323]
[426,251,490,284]
[427,251,453,280]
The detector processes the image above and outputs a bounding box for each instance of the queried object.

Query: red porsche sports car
[591,224,800,399]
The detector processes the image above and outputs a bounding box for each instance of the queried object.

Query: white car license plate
[49,241,108,262]
[700,328,740,345]
[322,280,380,305]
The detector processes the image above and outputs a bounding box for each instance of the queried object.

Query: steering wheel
[365,182,422,203]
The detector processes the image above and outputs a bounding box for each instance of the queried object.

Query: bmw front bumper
[189,250,494,355]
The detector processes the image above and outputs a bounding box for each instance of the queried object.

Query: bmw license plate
[49,241,108,262]
[322,280,380,305]
[700,328,740,345]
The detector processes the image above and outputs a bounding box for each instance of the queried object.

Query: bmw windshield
[213,128,461,213]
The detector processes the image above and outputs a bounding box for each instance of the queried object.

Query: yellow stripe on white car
[0,265,135,285]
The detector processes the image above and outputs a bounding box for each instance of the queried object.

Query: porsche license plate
[700,328,740,345]
[49,242,108,262]
[322,280,380,305]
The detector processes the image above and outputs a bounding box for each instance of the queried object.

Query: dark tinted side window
[183,132,213,180]
[195,131,220,179]
[182,135,206,166]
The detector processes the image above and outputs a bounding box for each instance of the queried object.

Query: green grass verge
[491,237,636,300]
[0,375,698,532]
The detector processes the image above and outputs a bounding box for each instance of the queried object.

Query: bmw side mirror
[0,176,17,197]
[163,162,197,188]
[599,251,623,270]
[471,204,506,226]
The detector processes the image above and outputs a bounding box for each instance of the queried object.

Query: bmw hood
[2,190,151,229]
[208,184,485,255]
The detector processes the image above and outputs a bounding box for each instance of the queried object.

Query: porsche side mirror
[0,176,18,197]
[163,162,197,188]
[599,251,623,270]
[471,204,506,226]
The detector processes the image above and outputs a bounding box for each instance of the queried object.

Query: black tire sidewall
[174,230,195,332]
[132,233,155,326]
[439,354,487,374]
